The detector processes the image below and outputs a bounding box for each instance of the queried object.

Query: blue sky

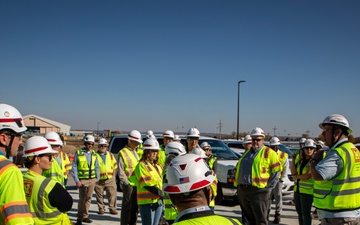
[1,1,359,137]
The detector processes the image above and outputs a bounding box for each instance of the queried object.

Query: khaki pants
[78,178,97,220]
[321,217,360,225]
[95,176,117,212]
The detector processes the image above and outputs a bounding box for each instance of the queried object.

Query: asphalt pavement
[66,175,321,225]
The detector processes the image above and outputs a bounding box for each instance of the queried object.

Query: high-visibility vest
[135,160,163,205]
[119,147,139,186]
[76,149,97,179]
[23,170,71,225]
[42,157,64,186]
[158,145,166,167]
[209,176,218,207]
[97,151,117,180]
[313,142,360,211]
[0,155,34,225]
[294,154,314,195]
[164,193,177,221]
[60,152,72,179]
[174,214,241,225]
[234,146,281,188]
[277,151,288,178]
[208,156,217,170]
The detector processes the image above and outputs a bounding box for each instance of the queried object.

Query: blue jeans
[139,200,163,225]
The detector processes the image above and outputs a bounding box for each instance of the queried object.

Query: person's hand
[76,181,83,188]
[312,150,324,163]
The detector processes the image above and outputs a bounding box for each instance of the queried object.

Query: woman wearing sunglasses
[23,136,73,225]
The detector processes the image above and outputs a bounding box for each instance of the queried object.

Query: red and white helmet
[269,137,281,146]
[98,138,108,145]
[186,128,201,138]
[165,142,186,156]
[250,127,265,137]
[44,131,63,146]
[162,130,175,139]
[84,134,95,143]
[0,103,27,133]
[319,114,352,134]
[303,139,316,148]
[24,136,58,157]
[128,130,143,143]
[243,135,252,144]
[143,138,159,150]
[163,154,216,194]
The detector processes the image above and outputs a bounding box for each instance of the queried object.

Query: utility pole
[217,120,223,139]
[273,125,277,137]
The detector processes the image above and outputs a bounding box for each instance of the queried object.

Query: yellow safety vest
[277,151,288,178]
[313,142,360,211]
[119,147,139,186]
[0,155,34,225]
[208,156,217,170]
[174,214,242,225]
[60,152,72,179]
[23,170,71,225]
[134,160,163,205]
[158,145,166,167]
[97,151,117,180]
[209,176,218,207]
[294,154,314,195]
[234,146,281,188]
[76,149,97,179]
[42,156,64,186]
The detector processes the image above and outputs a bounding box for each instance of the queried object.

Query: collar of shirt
[251,144,264,153]
[331,138,348,150]
[175,205,212,222]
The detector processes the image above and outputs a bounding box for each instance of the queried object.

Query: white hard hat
[186,128,201,138]
[24,136,58,157]
[243,135,252,144]
[0,103,27,133]
[303,139,316,148]
[319,114,352,134]
[128,130,143,143]
[165,142,186,156]
[191,147,207,159]
[316,140,325,148]
[146,130,154,138]
[163,154,216,194]
[162,130,175,139]
[200,142,211,149]
[299,138,306,144]
[143,138,159,150]
[269,137,281,146]
[44,131,63,146]
[250,127,265,137]
[84,134,95,143]
[98,138,108,145]
[174,135,181,141]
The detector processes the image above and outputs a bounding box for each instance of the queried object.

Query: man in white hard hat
[118,130,142,225]
[234,127,281,225]
[71,134,100,225]
[186,128,203,154]
[159,130,174,167]
[311,114,360,224]
[94,138,118,215]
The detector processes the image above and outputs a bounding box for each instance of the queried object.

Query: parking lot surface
[66,175,320,225]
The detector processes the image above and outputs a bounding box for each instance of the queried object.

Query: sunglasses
[85,143,94,145]
[203,148,211,151]
[99,145,107,148]
[4,132,23,140]
[39,154,53,160]
[252,139,263,142]
[303,147,315,150]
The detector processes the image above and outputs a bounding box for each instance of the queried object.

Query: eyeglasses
[252,139,263,142]
[39,154,53,160]
[4,132,23,140]
[99,145,107,148]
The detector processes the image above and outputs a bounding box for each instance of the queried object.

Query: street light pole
[237,80,246,140]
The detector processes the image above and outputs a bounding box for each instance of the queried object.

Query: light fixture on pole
[237,80,246,140]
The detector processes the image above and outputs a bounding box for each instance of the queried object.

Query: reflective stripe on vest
[294,156,314,195]
[313,143,360,210]
[119,147,139,185]
[97,152,117,180]
[278,151,288,178]
[77,149,97,179]
[42,158,64,186]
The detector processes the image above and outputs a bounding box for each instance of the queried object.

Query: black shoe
[75,220,82,225]
[273,214,281,224]
[82,218,93,223]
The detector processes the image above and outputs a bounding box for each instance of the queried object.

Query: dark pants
[121,184,138,225]
[294,192,313,225]
[237,185,272,225]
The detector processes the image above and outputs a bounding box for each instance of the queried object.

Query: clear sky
[1,1,359,137]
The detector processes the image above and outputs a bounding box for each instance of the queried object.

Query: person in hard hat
[310,114,360,224]
[23,136,73,224]
[94,138,118,215]
[201,142,217,170]
[234,127,281,225]
[163,142,187,225]
[71,134,100,225]
[185,128,203,154]
[268,137,288,224]
[0,103,34,225]
[290,139,315,225]
[159,130,174,167]
[163,154,241,224]
[173,135,181,143]
[134,138,164,225]
[315,140,325,153]
[118,130,143,225]
[43,131,72,187]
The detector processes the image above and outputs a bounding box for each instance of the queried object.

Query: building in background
[23,114,71,135]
